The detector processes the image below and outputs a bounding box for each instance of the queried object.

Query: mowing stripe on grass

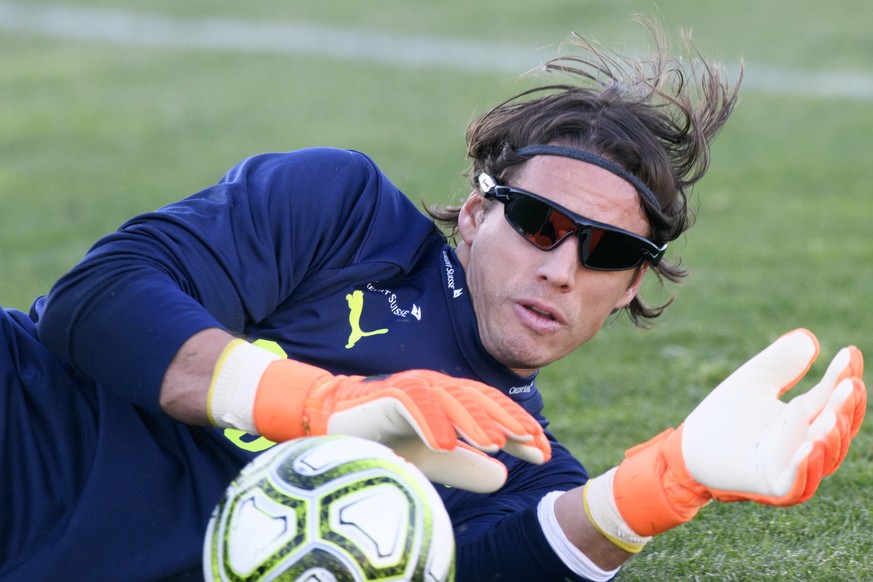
[0,2,543,72]
[2,2,873,101]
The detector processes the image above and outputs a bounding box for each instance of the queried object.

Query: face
[455,155,650,376]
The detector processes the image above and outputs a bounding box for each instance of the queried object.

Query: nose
[534,234,579,290]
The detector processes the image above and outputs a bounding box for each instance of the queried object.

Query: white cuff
[208,339,281,433]
[583,468,652,553]
[537,491,621,582]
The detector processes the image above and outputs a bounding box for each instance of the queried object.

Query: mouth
[515,299,565,330]
[525,304,557,321]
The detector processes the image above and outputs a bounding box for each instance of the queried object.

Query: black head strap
[516,145,659,208]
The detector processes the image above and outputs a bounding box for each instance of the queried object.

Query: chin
[496,347,559,375]
[481,328,572,372]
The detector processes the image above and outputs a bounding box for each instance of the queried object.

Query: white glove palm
[682,328,866,505]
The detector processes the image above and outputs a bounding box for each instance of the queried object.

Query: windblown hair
[429,17,742,326]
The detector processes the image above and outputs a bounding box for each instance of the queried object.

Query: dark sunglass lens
[506,195,555,248]
[506,194,576,249]
[580,228,644,269]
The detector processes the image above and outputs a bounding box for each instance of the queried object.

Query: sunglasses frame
[477,173,667,271]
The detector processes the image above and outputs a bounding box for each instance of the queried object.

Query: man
[2,22,866,581]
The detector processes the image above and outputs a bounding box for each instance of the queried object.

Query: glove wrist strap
[613,426,711,537]
[253,358,334,441]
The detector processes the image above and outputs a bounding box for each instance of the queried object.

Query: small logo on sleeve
[442,251,464,298]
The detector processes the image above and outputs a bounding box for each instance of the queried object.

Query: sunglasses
[478,173,666,271]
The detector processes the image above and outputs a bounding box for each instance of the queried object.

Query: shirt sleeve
[456,505,615,582]
[37,148,405,410]
[447,436,606,581]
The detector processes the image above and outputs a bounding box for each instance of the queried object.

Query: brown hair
[429,17,742,326]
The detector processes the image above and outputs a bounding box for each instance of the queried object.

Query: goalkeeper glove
[583,329,866,553]
[207,339,551,493]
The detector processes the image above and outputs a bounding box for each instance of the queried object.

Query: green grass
[2,1,871,579]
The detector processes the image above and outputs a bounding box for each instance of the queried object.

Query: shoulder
[216,147,413,217]
[219,148,385,191]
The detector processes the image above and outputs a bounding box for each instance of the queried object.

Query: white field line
[2,2,873,101]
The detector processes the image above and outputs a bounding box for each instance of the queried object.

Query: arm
[554,490,631,570]
[159,327,235,425]
[39,149,385,408]
[158,327,552,492]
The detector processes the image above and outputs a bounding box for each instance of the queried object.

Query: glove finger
[389,372,511,450]
[395,441,508,493]
[501,432,551,464]
[810,378,864,476]
[793,381,865,502]
[455,386,552,463]
[482,388,549,439]
[792,347,859,421]
[457,385,548,443]
[763,378,857,502]
[430,387,503,452]
[396,388,464,451]
[842,345,864,382]
[728,329,820,399]
[793,440,825,505]
[808,409,841,476]
[846,374,867,439]
[461,387,532,439]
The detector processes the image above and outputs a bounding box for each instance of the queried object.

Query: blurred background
[2,1,871,578]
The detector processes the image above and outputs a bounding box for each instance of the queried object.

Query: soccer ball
[203,435,455,581]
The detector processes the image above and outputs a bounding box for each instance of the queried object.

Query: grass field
[2,1,871,579]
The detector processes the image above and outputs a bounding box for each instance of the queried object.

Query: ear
[457,191,487,246]
[613,264,649,310]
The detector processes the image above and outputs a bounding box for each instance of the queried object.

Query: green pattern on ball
[204,436,454,581]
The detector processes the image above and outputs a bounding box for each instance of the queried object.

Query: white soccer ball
[203,435,455,581]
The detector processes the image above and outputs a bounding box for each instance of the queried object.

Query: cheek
[464,219,523,311]
[466,231,503,298]
[468,220,533,289]
[575,273,638,321]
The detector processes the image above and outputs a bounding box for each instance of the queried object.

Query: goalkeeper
[1,19,866,582]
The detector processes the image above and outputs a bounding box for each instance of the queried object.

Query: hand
[680,328,865,505]
[583,329,866,549]
[209,340,551,493]
[302,370,551,493]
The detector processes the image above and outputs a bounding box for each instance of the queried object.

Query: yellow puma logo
[345,290,388,348]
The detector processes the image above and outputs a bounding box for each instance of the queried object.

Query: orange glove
[208,339,551,493]
[583,329,866,553]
